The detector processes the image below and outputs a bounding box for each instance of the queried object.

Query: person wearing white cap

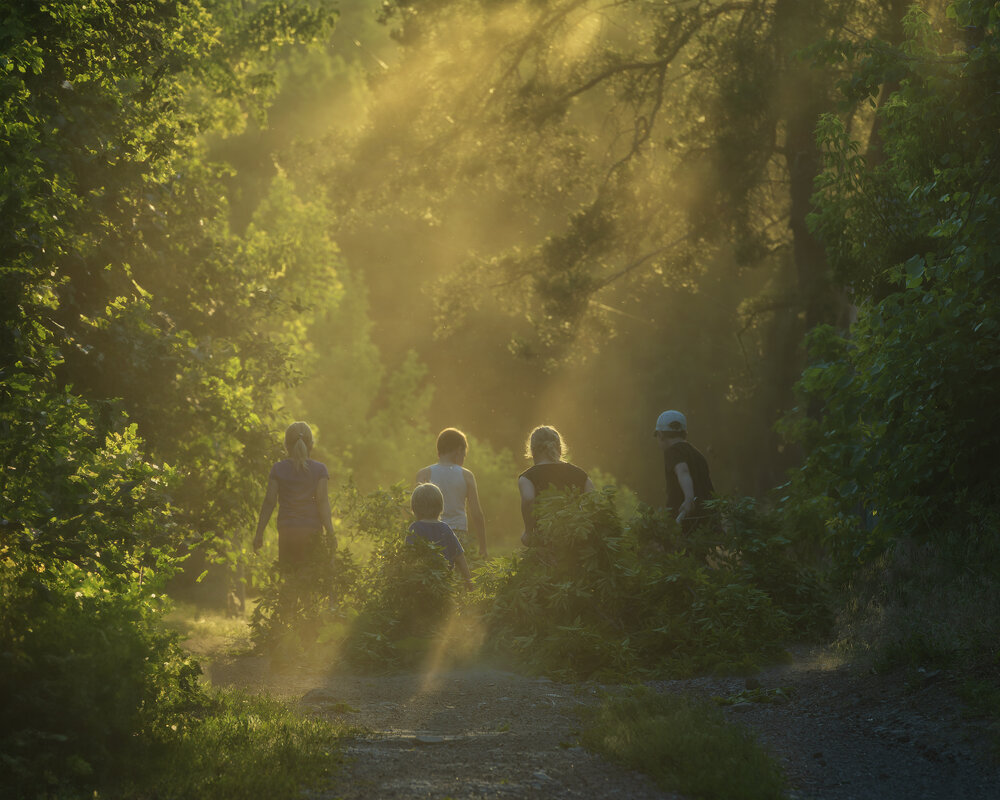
[654,410,715,532]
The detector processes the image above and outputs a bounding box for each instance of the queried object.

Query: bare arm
[673,461,696,523]
[465,469,488,558]
[253,478,279,550]
[316,476,337,549]
[454,552,474,587]
[518,475,536,543]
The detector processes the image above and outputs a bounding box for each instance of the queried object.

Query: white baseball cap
[655,410,687,433]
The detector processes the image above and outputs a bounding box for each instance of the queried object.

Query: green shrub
[711,497,832,639]
[249,535,360,664]
[481,489,796,679]
[837,503,1000,673]
[0,553,201,798]
[248,483,465,670]
[343,535,462,670]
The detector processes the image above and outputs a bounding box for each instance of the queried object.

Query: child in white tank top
[416,428,488,559]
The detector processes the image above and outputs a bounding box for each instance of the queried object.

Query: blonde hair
[411,482,444,520]
[284,422,314,473]
[525,425,567,463]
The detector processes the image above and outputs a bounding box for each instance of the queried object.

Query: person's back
[428,462,468,531]
[518,425,595,547]
[407,482,473,588]
[416,427,488,558]
[519,461,589,494]
[654,410,716,534]
[270,458,328,529]
[663,440,714,519]
[253,422,335,570]
[406,518,464,565]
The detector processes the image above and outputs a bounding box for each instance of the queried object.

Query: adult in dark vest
[518,425,594,546]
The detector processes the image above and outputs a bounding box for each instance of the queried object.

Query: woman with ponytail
[253,422,336,569]
[518,425,594,546]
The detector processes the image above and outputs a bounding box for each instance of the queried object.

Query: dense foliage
[4,0,999,792]
[0,1,342,795]
[785,1,1000,562]
[249,485,825,681]
[479,491,824,679]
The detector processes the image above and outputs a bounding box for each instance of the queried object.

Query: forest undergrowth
[248,484,830,681]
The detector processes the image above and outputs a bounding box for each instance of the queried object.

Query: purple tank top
[269,459,328,528]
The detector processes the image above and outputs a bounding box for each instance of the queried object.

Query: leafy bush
[785,2,1000,567]
[712,497,832,639]
[480,489,800,680]
[249,483,466,670]
[342,535,462,669]
[0,553,201,797]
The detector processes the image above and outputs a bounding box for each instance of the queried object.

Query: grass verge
[162,601,254,657]
[112,690,353,800]
[581,688,787,800]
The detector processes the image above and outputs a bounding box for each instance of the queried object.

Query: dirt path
[652,648,999,800]
[204,649,998,800]
[208,656,675,799]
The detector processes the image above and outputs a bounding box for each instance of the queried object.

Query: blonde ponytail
[283,421,314,473]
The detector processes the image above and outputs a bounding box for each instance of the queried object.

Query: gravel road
[206,647,999,799]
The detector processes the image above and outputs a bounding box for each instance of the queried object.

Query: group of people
[253,412,715,580]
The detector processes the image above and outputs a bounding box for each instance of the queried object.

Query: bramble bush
[249,483,468,670]
[249,537,359,665]
[249,483,828,679]
[0,554,201,796]
[342,535,462,669]
[476,489,824,680]
[0,360,201,796]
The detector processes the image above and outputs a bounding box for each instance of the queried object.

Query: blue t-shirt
[406,520,464,564]
[269,459,329,528]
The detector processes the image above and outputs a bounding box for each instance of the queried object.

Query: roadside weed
[123,690,351,800]
[582,689,787,800]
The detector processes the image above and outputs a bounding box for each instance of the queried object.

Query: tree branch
[595,232,694,290]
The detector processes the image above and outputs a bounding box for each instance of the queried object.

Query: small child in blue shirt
[407,483,474,589]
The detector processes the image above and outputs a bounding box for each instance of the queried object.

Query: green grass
[581,688,787,800]
[162,601,254,656]
[114,690,354,800]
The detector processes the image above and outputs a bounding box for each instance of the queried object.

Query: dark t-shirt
[269,458,328,528]
[663,441,714,517]
[406,520,464,564]
[519,462,589,494]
